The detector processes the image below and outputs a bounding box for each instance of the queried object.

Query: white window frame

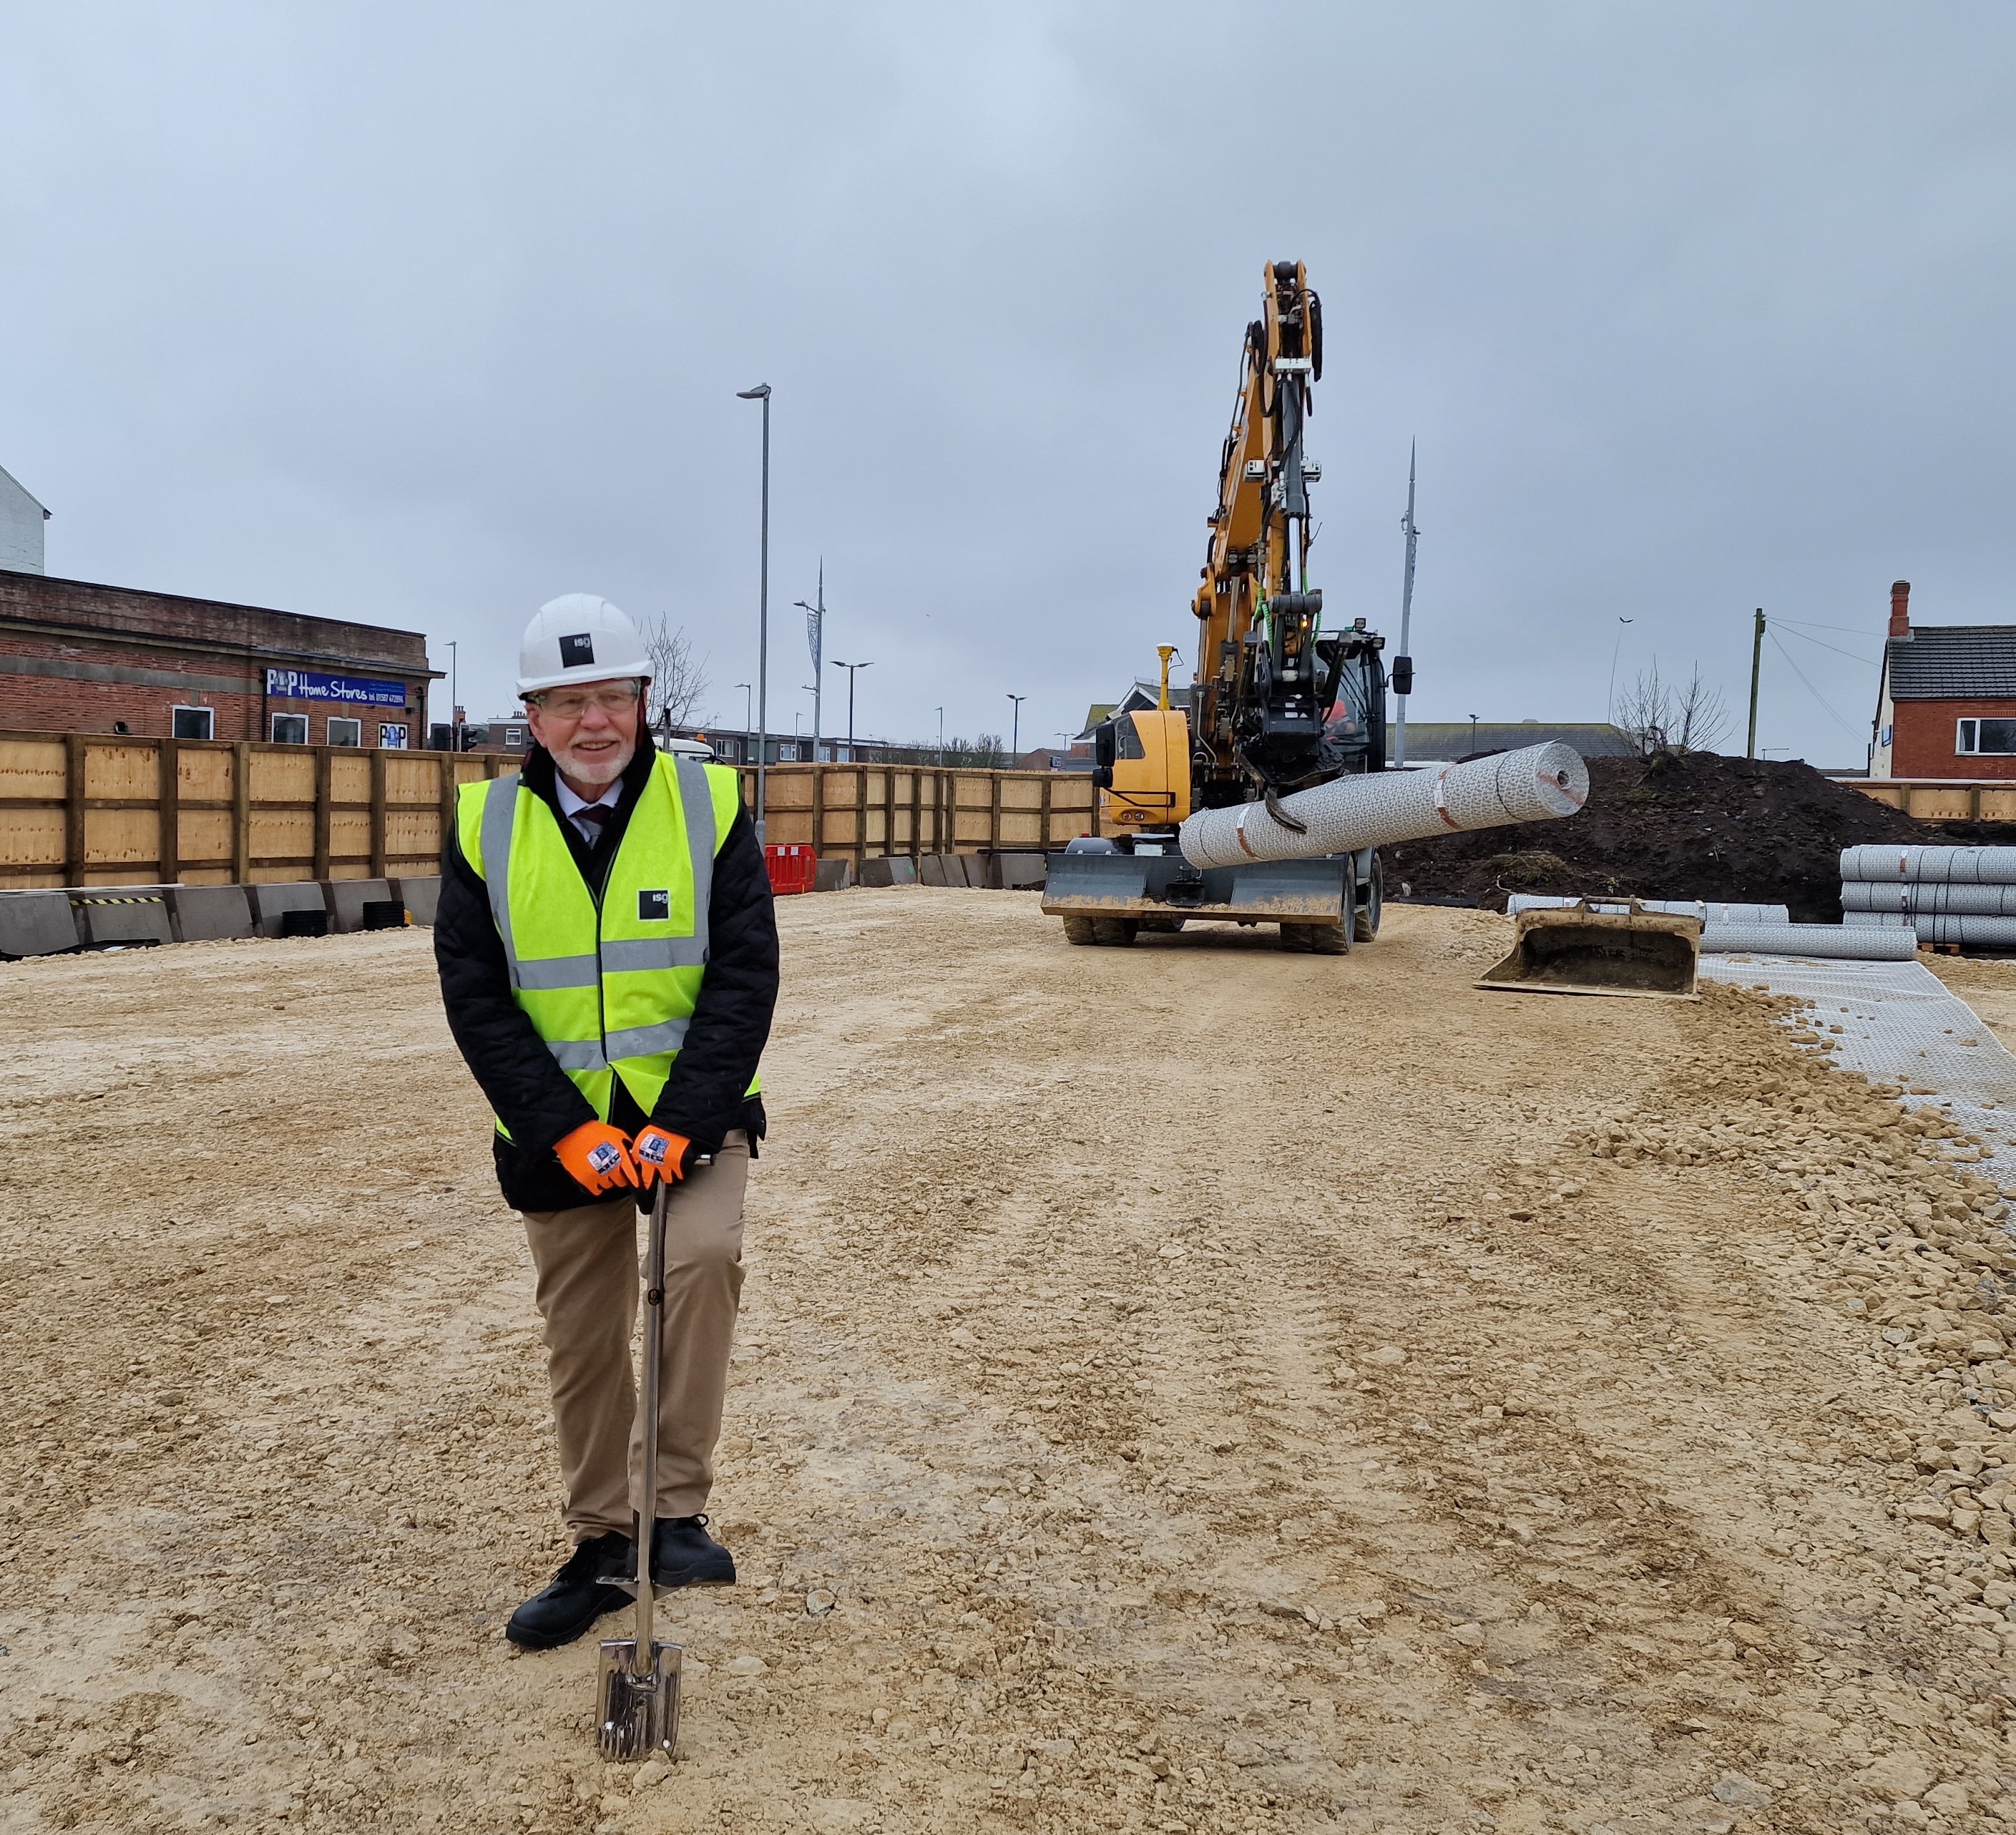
[1957,718,2016,756]
[271,712,309,744]
[327,717,363,748]
[170,704,214,740]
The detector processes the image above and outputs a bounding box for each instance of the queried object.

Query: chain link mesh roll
[1842,880,2016,917]
[1701,923,1916,960]
[1839,844,2016,885]
[1844,909,2016,946]
[1179,743,1588,871]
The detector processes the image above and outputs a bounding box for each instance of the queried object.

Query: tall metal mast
[1393,441,1419,768]
[810,560,824,763]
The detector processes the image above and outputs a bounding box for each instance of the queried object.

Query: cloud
[1,1,2010,766]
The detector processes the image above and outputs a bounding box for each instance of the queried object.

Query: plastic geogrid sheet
[1699,954,2016,1186]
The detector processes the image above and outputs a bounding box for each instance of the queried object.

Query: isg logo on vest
[638,890,670,921]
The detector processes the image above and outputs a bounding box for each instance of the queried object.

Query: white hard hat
[517,594,654,696]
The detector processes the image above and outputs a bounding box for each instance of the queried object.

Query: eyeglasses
[528,682,643,719]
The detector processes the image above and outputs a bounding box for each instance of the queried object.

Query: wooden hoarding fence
[0,731,1104,890]
[0,729,515,890]
[745,762,1099,866]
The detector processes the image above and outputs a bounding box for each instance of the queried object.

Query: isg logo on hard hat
[517,594,653,695]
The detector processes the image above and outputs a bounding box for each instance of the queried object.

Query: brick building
[0,568,437,747]
[1870,581,2016,780]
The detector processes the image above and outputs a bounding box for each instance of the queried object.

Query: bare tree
[936,731,1009,769]
[1616,660,1728,756]
[639,612,710,736]
[1671,665,1729,754]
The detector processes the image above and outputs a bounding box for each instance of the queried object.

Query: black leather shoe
[650,1515,735,1588]
[505,1532,636,1650]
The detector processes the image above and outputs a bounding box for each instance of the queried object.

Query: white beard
[550,732,635,788]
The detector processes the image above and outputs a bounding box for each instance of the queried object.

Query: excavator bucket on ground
[1477,899,1701,999]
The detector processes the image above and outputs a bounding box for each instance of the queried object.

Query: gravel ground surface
[4,890,2016,1834]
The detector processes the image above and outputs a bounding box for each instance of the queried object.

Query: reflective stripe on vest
[458,754,752,1127]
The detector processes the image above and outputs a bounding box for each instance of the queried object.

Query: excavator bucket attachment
[1478,899,1700,999]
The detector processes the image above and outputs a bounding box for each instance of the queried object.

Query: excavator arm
[1188,260,1382,806]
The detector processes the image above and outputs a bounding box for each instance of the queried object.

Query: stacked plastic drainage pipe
[1178,741,1589,868]
[1841,845,2016,948]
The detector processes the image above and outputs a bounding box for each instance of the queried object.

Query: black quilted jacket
[434,742,777,1212]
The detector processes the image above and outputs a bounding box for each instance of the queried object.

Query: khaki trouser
[520,1130,748,1541]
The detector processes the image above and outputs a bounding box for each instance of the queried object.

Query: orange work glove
[554,1121,638,1196]
[631,1125,693,1188]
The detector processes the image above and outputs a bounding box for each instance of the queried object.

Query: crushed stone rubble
[3,902,2016,1832]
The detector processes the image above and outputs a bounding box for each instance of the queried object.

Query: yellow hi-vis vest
[456,753,757,1133]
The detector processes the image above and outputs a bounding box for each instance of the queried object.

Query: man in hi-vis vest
[436,594,778,1650]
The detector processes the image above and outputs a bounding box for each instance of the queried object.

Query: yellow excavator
[1044,260,1394,950]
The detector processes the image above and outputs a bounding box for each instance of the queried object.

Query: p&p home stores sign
[265,668,408,708]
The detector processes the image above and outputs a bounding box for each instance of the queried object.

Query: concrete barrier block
[74,890,175,946]
[858,856,916,888]
[919,854,950,887]
[170,885,254,942]
[959,855,988,887]
[0,891,80,957]
[995,853,1047,890]
[814,860,853,892]
[323,879,394,934]
[252,882,328,938]
[393,876,441,926]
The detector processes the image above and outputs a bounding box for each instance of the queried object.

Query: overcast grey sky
[4,3,2012,765]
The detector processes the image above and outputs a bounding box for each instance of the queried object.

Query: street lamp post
[446,640,459,752]
[936,706,944,760]
[734,682,751,763]
[735,383,772,840]
[1468,713,1479,755]
[793,561,825,766]
[831,659,873,760]
[1006,693,1027,764]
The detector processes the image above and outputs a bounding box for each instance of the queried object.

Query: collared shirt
[553,775,622,848]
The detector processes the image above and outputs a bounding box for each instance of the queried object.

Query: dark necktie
[572,803,612,847]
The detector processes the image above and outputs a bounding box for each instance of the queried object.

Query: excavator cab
[1093,710,1191,843]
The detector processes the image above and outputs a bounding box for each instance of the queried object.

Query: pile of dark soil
[1383,752,1935,922]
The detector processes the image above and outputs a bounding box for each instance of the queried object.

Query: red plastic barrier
[764,844,816,896]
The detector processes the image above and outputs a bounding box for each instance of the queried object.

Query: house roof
[1399,721,1638,760]
[0,462,49,517]
[1075,684,1194,740]
[1886,626,2016,700]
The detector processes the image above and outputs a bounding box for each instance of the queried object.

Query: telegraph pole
[1394,443,1419,768]
[1746,607,1765,758]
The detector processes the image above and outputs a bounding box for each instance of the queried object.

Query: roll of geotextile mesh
[1844,911,2016,948]
[1839,844,2016,885]
[1506,894,1789,923]
[1179,743,1587,871]
[1700,923,1917,959]
[1841,880,2016,917]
